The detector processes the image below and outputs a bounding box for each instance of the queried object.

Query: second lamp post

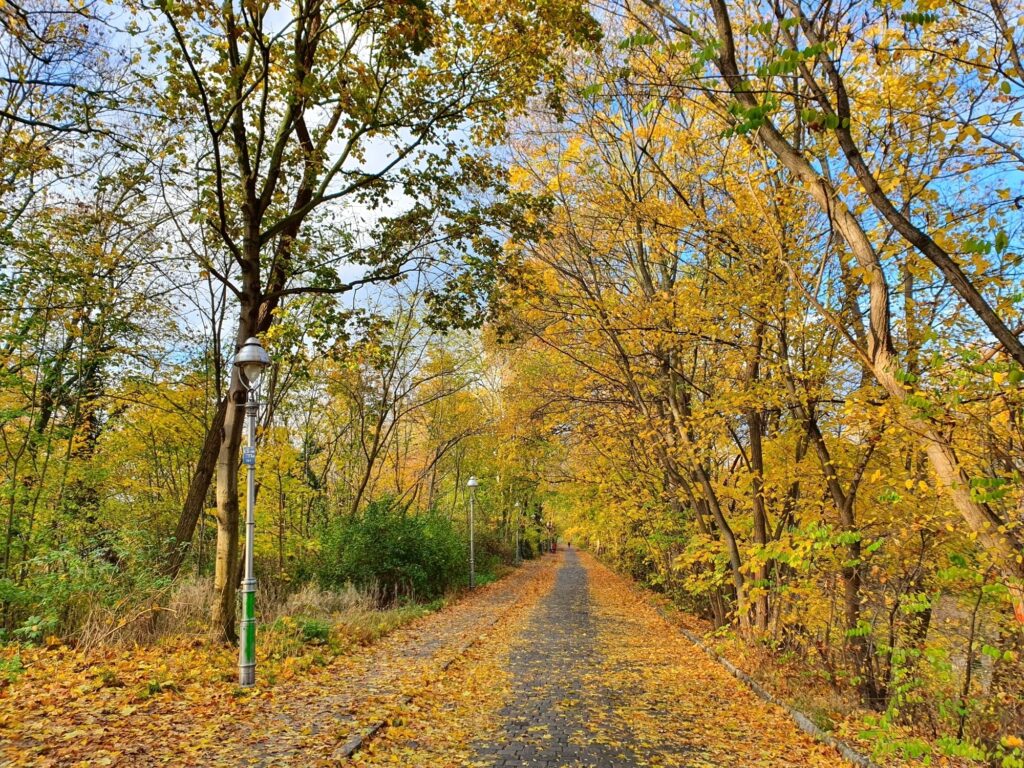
[513,501,521,565]
[467,476,478,588]
[235,336,271,687]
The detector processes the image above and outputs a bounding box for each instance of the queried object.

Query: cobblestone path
[472,549,676,768]
[310,550,847,766]
[193,557,556,766]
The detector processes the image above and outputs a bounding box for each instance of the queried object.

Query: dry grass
[74,585,177,650]
[72,576,427,653]
[263,581,375,623]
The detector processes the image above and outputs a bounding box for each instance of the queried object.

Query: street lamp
[235,336,270,687]
[513,502,521,565]
[467,476,479,588]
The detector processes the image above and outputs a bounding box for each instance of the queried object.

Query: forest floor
[2,550,858,767]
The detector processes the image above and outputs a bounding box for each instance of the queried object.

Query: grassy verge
[0,560,530,696]
[0,561,533,767]
[0,581,451,696]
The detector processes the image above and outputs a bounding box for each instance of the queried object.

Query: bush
[2,543,172,644]
[518,538,536,560]
[472,528,513,580]
[317,498,464,603]
[0,653,24,684]
[299,618,331,644]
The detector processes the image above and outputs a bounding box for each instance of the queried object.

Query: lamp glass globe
[242,362,265,387]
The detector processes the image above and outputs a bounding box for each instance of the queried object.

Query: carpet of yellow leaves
[2,552,861,767]
[647,600,980,768]
[349,556,559,767]
[0,558,557,767]
[586,555,844,766]
[353,550,848,767]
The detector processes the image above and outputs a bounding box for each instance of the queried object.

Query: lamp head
[235,337,271,390]
[467,476,479,489]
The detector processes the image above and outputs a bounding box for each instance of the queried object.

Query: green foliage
[473,528,515,581]
[2,545,171,641]
[969,476,1009,503]
[617,31,657,50]
[317,498,465,603]
[96,667,124,688]
[901,11,940,26]
[0,653,24,684]
[518,538,536,560]
[299,618,331,645]
[137,677,179,699]
[723,96,779,136]
[13,615,55,644]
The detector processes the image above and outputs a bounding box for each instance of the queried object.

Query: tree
[498,16,1024,718]
[139,0,599,638]
[628,0,1024,625]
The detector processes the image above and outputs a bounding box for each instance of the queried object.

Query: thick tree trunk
[163,397,228,578]
[210,388,245,641]
[209,307,257,642]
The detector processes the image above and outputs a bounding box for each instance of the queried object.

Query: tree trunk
[693,0,1024,619]
[747,409,770,633]
[787,7,1024,368]
[163,397,228,578]
[744,321,770,633]
[209,310,256,642]
[692,462,749,633]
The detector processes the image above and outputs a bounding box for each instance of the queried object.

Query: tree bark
[209,317,253,643]
[163,397,228,578]
[744,321,770,633]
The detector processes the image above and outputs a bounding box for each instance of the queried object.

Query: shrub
[3,542,172,644]
[0,653,24,684]
[317,497,464,603]
[465,527,514,583]
[299,618,330,644]
[518,538,536,560]
[13,615,56,644]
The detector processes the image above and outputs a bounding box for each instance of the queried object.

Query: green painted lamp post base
[238,581,256,686]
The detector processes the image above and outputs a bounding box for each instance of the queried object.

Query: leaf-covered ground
[0,558,554,766]
[355,549,846,767]
[3,550,867,766]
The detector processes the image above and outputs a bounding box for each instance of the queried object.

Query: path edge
[664,615,880,768]
[330,631,477,760]
[596,552,880,768]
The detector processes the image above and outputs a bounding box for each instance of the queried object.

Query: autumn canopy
[1,0,1023,763]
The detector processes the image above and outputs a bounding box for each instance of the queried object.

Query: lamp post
[235,336,270,687]
[467,476,478,588]
[513,502,521,565]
